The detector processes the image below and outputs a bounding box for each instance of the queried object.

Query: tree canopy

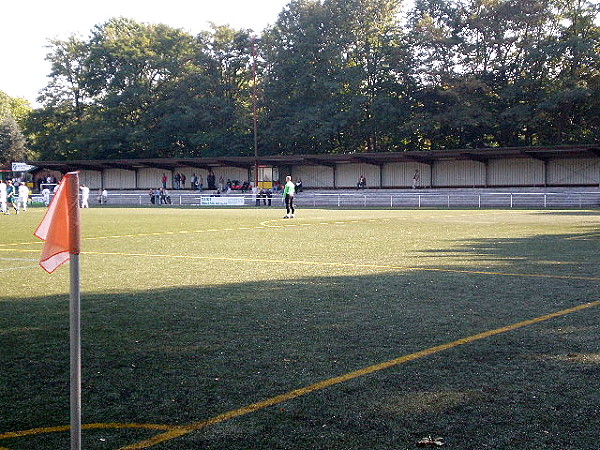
[0,90,33,164]
[18,0,600,160]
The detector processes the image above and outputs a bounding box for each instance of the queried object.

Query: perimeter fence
[61,189,600,209]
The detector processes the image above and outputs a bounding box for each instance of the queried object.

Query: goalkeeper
[282,175,296,218]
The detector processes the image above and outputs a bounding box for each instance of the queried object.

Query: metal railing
[295,191,600,208]
[68,190,600,209]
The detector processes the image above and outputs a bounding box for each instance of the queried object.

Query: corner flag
[34,172,81,273]
[34,171,83,449]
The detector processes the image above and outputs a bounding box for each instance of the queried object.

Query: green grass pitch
[0,207,599,449]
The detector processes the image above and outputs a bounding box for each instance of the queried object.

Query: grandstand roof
[28,144,600,172]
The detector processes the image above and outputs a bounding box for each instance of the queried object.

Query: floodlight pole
[252,36,259,187]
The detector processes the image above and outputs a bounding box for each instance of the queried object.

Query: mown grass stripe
[120,300,600,449]
[1,247,597,281]
[82,251,600,282]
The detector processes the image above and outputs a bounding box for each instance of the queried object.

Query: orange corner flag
[34,172,81,273]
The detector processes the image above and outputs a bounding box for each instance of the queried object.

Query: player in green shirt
[282,175,296,218]
[5,181,17,214]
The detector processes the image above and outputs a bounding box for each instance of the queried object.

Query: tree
[261,0,412,154]
[326,0,411,152]
[261,0,342,154]
[533,0,600,144]
[0,90,31,126]
[40,35,91,120]
[0,91,33,164]
[0,115,28,165]
[22,3,600,160]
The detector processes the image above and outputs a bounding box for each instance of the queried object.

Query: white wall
[383,162,431,188]
[433,160,486,187]
[292,165,334,188]
[488,158,545,186]
[547,158,600,186]
[104,169,136,189]
[79,170,102,189]
[335,163,381,188]
[44,155,600,191]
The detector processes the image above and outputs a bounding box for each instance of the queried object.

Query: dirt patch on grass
[529,353,600,363]
[376,390,486,414]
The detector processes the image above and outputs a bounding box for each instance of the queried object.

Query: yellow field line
[120,300,600,449]
[0,219,365,249]
[0,423,175,440]
[2,300,598,447]
[1,245,598,281]
[82,250,600,281]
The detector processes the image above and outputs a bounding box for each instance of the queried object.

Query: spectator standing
[253,185,260,206]
[266,189,272,206]
[160,188,171,204]
[412,170,420,189]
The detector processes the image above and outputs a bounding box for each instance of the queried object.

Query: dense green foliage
[0,90,33,165]
[20,0,600,159]
[0,115,28,165]
[0,90,34,164]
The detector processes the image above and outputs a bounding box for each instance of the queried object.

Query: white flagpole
[69,174,82,450]
[35,171,82,449]
[70,253,82,450]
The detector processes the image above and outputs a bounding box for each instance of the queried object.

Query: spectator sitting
[357,175,367,189]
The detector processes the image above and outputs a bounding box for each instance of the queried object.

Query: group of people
[74,185,107,208]
[162,172,218,191]
[254,188,273,206]
[149,188,172,204]
[2,173,299,218]
[164,173,187,190]
[3,179,106,211]
[0,179,30,214]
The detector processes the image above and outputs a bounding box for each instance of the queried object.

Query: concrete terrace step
[89,187,600,209]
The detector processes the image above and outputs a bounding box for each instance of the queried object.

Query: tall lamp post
[252,36,259,187]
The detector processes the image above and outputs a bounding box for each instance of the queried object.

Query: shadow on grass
[1,229,599,449]
[416,228,600,279]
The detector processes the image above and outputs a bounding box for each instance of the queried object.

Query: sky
[1,0,292,106]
